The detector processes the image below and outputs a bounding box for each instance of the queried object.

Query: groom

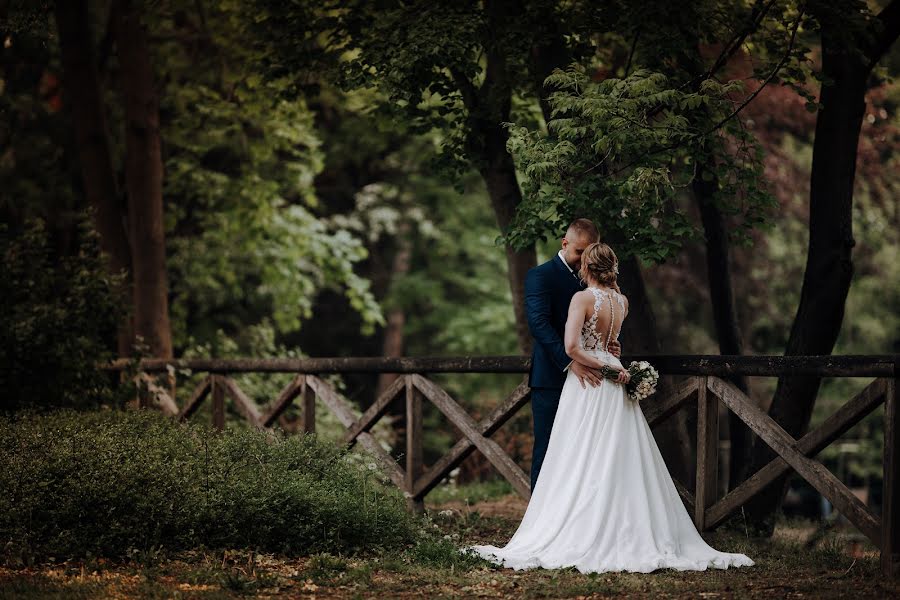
[524,218,621,491]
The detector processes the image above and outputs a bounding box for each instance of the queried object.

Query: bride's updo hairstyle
[580,242,620,293]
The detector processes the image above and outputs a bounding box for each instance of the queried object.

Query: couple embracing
[468,219,754,574]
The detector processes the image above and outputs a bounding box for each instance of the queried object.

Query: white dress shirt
[558,250,579,281]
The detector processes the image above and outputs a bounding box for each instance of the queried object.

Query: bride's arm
[563,293,608,371]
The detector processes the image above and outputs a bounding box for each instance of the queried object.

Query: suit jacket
[525,254,584,389]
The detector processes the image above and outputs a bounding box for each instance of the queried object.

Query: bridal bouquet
[600,361,659,401]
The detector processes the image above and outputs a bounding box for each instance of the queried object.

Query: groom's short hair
[566,218,600,242]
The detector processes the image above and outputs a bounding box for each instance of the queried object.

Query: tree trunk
[693,164,751,490]
[113,0,172,359]
[479,122,536,355]
[472,0,536,354]
[55,0,133,357]
[741,34,869,534]
[375,222,412,400]
[743,0,900,532]
[528,13,571,128]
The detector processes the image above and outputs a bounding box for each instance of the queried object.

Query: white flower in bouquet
[625,361,659,402]
[597,361,659,401]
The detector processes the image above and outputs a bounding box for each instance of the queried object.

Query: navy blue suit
[525,254,584,490]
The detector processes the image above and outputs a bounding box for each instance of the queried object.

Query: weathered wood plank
[643,377,698,428]
[105,354,897,377]
[706,378,886,529]
[631,355,896,377]
[883,378,899,577]
[108,356,529,374]
[134,372,179,415]
[306,376,406,491]
[217,376,264,428]
[406,378,424,514]
[709,377,882,546]
[211,376,225,431]
[410,374,531,500]
[178,375,212,421]
[413,378,531,498]
[695,377,718,531]
[343,375,407,445]
[301,381,315,434]
[261,375,305,428]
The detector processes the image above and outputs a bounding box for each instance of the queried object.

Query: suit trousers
[530,386,563,491]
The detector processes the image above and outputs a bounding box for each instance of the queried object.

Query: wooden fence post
[406,376,424,514]
[695,376,717,531]
[211,375,225,431]
[301,378,316,434]
[883,377,899,578]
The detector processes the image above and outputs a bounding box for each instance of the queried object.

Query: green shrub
[0,219,126,412]
[0,410,416,564]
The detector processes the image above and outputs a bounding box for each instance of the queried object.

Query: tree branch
[624,26,641,77]
[450,67,479,111]
[604,9,804,179]
[704,0,777,82]
[867,0,900,68]
[644,0,776,121]
[705,9,804,135]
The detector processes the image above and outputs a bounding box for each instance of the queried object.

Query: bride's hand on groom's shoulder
[608,339,622,358]
[570,361,603,389]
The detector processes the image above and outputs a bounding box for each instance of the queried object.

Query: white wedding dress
[468,287,753,574]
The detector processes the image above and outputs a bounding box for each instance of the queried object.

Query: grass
[2,489,897,599]
[427,478,514,505]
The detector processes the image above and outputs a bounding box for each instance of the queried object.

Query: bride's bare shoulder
[568,289,594,309]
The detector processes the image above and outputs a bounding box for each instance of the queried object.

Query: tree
[251,0,811,485]
[743,0,900,532]
[146,0,383,355]
[54,0,132,356]
[254,0,625,354]
[51,0,173,360]
[113,0,172,359]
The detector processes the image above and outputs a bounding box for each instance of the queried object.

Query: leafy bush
[0,410,417,564]
[0,219,125,412]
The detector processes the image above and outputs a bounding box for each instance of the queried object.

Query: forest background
[1,0,898,534]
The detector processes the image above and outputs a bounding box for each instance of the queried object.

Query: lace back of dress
[581,287,626,352]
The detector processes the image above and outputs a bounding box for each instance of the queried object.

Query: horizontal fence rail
[106,354,898,376]
[108,354,899,577]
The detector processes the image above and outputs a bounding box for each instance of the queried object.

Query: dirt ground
[1,493,897,599]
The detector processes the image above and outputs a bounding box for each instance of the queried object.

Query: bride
[467,242,754,574]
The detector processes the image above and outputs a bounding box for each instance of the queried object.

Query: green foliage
[254,1,806,264]
[505,66,775,261]
[0,219,125,412]
[149,1,383,350]
[0,3,80,224]
[427,478,514,505]
[252,1,587,180]
[0,410,416,564]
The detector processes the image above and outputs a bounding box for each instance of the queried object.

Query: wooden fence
[110,354,899,576]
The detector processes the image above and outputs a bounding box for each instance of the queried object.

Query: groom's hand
[570,362,603,388]
[608,340,622,358]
